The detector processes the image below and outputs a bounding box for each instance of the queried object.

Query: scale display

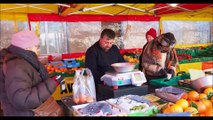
[131,72,146,86]
[133,73,142,81]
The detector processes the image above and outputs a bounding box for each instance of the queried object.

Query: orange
[195,101,206,114]
[176,99,189,110]
[187,100,191,106]
[181,93,188,100]
[169,104,183,113]
[203,87,213,95]
[162,103,173,113]
[199,93,207,100]
[200,99,212,111]
[79,94,87,104]
[188,91,199,101]
[163,107,171,113]
[184,107,199,116]
[211,96,213,104]
[199,113,206,116]
[86,96,94,103]
[73,97,80,104]
[204,109,213,116]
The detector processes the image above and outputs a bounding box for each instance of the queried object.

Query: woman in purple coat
[0,30,63,116]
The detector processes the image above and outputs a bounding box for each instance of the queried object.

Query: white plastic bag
[72,68,96,104]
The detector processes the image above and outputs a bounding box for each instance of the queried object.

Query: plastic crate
[202,61,213,70]
[63,58,80,68]
[49,61,66,68]
[52,72,75,77]
[201,57,213,62]
[76,60,85,68]
[128,107,159,116]
[177,62,202,73]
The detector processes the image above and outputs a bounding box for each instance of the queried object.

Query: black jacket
[85,41,125,86]
[139,42,148,71]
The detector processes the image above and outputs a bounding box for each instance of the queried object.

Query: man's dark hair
[100,28,116,39]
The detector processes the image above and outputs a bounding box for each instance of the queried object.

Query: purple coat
[0,53,57,116]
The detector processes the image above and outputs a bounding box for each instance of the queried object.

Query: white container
[111,62,135,73]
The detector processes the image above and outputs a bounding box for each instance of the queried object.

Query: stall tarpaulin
[0,3,212,21]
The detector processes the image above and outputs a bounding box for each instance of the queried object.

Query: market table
[59,83,160,116]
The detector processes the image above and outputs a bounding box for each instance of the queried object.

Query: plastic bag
[155,86,186,103]
[72,68,96,104]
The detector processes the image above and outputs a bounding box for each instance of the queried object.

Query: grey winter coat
[0,52,57,116]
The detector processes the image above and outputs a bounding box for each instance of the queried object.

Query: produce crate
[202,61,213,70]
[71,101,128,116]
[176,62,202,73]
[49,61,66,68]
[51,72,75,77]
[63,58,80,68]
[76,60,85,68]
[127,107,159,116]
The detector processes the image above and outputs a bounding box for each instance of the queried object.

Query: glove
[159,69,168,78]
[167,69,175,77]
[52,75,64,86]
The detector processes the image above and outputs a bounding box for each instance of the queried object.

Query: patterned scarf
[8,45,48,81]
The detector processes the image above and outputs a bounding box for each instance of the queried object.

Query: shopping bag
[32,96,64,116]
[149,73,190,87]
[155,86,186,103]
[72,68,96,104]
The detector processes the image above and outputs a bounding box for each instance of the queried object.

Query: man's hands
[167,69,175,77]
[158,68,175,78]
[159,69,168,78]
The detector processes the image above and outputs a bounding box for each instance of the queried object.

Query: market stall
[0,3,212,116]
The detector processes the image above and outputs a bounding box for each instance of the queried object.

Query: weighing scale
[101,70,147,89]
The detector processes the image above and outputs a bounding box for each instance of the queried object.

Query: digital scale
[101,70,147,89]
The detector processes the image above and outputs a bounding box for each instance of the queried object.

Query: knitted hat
[146,28,157,39]
[11,30,40,49]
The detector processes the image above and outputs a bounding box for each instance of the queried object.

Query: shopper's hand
[52,75,64,86]
[167,69,175,77]
[159,69,168,78]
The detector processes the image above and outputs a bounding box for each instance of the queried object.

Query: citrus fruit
[176,99,189,110]
[163,107,171,113]
[86,96,94,103]
[211,96,213,104]
[195,101,207,114]
[181,93,188,100]
[200,99,212,111]
[203,87,213,95]
[169,104,183,113]
[162,103,173,113]
[199,93,207,100]
[79,94,86,103]
[184,107,199,116]
[73,97,80,104]
[188,91,199,101]
[204,109,213,116]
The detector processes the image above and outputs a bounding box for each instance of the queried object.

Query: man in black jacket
[85,28,125,92]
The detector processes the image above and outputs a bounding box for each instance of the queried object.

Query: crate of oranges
[161,87,213,116]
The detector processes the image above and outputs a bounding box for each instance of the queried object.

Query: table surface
[59,83,161,116]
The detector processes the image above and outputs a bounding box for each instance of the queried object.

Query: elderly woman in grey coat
[0,30,63,116]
